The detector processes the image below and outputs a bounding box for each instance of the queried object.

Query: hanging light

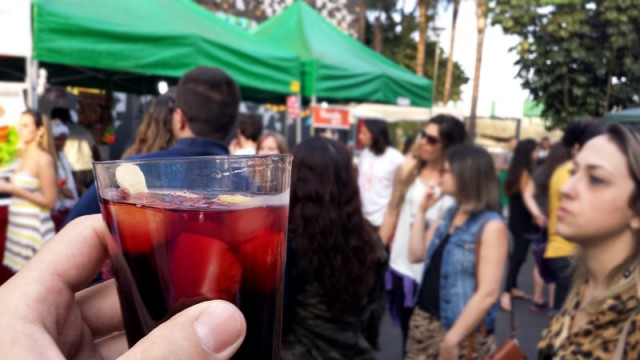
[157,81,169,95]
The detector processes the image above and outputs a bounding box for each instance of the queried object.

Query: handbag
[467,220,527,360]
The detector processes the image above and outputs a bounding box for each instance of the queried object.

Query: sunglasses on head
[420,130,440,145]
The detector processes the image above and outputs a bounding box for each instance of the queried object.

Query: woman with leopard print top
[538,124,640,359]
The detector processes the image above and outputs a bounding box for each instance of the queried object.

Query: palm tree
[442,0,460,105]
[415,0,429,76]
[469,0,488,142]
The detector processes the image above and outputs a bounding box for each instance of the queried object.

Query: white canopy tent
[0,0,36,108]
[0,0,32,58]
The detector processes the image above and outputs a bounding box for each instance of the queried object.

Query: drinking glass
[94,155,292,359]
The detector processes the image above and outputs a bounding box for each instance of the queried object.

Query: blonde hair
[23,110,57,162]
[122,94,175,159]
[556,124,640,346]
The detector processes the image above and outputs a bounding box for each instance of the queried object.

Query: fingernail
[194,301,244,354]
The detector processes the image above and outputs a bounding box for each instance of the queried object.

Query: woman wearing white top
[379,115,466,348]
[357,119,405,230]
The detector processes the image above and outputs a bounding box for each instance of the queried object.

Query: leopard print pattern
[405,307,495,360]
[538,287,640,359]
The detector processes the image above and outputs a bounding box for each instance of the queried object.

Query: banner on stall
[311,106,350,129]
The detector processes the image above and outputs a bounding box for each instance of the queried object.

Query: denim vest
[415,206,503,332]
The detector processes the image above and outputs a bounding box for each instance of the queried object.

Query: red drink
[99,189,288,359]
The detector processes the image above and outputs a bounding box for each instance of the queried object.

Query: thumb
[120,300,246,360]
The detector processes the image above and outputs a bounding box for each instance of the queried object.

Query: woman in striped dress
[1,110,57,272]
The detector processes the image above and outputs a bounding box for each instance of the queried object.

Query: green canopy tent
[252,0,432,107]
[2,0,301,100]
[604,107,640,124]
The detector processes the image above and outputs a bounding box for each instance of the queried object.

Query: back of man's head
[175,67,240,141]
[562,122,604,150]
[237,114,263,142]
[51,107,72,124]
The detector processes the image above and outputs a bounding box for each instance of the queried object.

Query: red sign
[311,106,350,129]
[286,95,299,119]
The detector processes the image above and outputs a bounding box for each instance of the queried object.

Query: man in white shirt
[51,107,96,194]
[357,119,405,230]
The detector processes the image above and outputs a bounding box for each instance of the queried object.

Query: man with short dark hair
[64,67,241,224]
[537,136,551,165]
[230,114,262,155]
[51,107,98,194]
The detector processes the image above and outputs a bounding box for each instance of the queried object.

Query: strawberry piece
[170,233,242,303]
[106,203,169,255]
[237,231,285,294]
[223,207,277,246]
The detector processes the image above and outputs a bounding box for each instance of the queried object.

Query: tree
[363,2,470,102]
[442,0,460,104]
[469,0,488,141]
[492,0,640,128]
[416,0,430,76]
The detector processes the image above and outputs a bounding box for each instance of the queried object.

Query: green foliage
[492,0,640,128]
[364,2,469,102]
[0,127,19,167]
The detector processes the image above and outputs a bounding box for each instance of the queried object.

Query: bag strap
[613,304,640,360]
[466,217,498,360]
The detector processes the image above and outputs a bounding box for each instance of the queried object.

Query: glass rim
[93,154,293,167]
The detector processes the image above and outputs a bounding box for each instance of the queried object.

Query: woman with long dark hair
[405,144,508,359]
[282,137,387,359]
[500,138,539,311]
[358,119,405,231]
[379,115,466,345]
[356,119,403,348]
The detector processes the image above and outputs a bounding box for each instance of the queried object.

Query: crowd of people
[1,67,640,359]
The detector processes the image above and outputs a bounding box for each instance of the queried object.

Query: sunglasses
[420,130,441,145]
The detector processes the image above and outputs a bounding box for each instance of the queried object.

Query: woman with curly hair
[282,137,387,359]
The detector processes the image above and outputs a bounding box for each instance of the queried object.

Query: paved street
[376,254,548,359]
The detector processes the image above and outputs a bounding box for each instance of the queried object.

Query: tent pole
[295,94,303,145]
[283,105,290,142]
[25,57,38,109]
[310,95,317,137]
